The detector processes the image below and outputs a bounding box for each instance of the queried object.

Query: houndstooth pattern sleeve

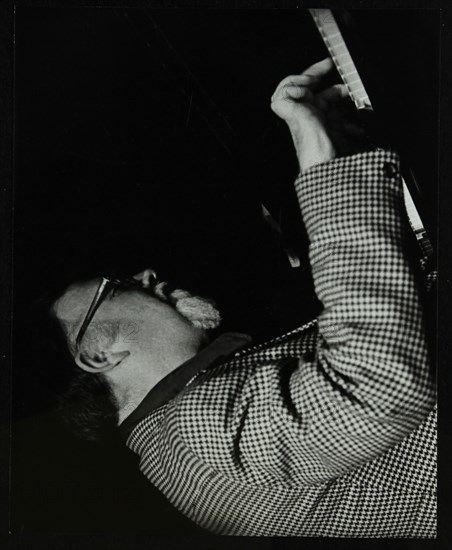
[128,150,436,502]
[289,150,435,481]
[126,151,436,535]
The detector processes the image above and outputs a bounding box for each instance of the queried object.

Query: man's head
[49,268,221,437]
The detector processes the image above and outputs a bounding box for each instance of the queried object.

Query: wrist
[288,120,336,173]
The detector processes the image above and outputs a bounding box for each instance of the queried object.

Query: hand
[271,58,365,172]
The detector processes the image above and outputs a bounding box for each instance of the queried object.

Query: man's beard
[152,282,221,331]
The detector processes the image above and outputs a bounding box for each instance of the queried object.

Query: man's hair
[31,286,120,442]
[58,368,119,442]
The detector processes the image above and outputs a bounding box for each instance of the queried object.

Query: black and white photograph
[3,2,448,546]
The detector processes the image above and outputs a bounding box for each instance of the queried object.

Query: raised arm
[175,61,435,488]
[267,59,435,482]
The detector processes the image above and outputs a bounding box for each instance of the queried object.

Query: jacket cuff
[294,149,402,240]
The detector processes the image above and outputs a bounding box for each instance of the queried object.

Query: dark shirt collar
[118,332,252,441]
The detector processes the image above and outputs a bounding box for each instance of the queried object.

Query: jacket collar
[118,332,252,441]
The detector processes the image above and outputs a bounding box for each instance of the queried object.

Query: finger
[272,58,334,96]
[274,74,316,94]
[273,84,311,102]
[317,83,349,103]
[300,58,335,85]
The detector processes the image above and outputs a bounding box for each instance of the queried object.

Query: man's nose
[132,268,158,288]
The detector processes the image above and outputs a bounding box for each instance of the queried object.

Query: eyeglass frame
[74,275,153,351]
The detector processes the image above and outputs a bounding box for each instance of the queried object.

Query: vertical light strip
[309,9,372,111]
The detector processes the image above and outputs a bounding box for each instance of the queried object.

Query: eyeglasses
[75,275,153,351]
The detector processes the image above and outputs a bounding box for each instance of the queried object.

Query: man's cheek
[107,320,141,349]
[121,320,141,346]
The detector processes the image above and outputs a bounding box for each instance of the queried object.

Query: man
[51,58,436,537]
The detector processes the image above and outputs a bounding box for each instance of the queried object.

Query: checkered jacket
[125,150,436,537]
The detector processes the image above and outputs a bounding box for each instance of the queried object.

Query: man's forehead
[53,278,100,321]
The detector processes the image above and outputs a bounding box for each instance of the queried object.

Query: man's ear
[132,268,157,288]
[74,349,130,374]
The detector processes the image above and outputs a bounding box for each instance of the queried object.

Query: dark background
[11,7,439,537]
